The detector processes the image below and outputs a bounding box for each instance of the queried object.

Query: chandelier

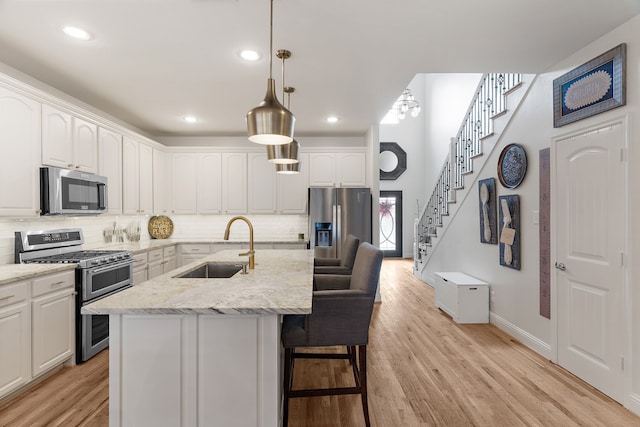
[381,88,422,124]
[394,89,421,119]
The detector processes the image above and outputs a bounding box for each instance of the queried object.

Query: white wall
[421,13,640,414]
[379,73,481,257]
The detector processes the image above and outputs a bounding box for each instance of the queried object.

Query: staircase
[414,73,526,274]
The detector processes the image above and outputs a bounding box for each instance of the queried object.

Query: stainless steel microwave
[40,167,108,215]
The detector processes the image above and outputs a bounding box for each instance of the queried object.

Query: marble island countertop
[81,249,314,316]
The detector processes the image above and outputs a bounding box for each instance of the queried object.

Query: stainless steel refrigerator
[308,187,372,258]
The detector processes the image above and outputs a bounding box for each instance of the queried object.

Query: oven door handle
[89,259,133,274]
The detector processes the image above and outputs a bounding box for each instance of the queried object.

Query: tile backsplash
[2,214,307,265]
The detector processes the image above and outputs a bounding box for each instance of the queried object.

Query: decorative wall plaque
[497,144,527,189]
[553,43,626,127]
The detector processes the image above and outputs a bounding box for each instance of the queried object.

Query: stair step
[490,110,507,120]
[503,81,523,96]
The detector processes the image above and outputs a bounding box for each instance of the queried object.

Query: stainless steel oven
[77,259,132,362]
[80,258,133,301]
[15,228,133,363]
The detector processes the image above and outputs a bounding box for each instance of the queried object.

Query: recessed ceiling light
[183,116,199,123]
[326,116,339,123]
[62,26,92,41]
[239,50,261,61]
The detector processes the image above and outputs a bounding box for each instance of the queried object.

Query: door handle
[555,262,566,271]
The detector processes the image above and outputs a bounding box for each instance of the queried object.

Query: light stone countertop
[81,249,314,316]
[0,263,77,286]
[87,238,308,254]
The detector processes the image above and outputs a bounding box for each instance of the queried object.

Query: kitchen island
[82,249,314,427]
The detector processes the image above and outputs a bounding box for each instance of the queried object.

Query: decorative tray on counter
[148,215,174,239]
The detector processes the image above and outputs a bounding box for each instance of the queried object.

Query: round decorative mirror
[380,142,407,180]
[380,150,399,173]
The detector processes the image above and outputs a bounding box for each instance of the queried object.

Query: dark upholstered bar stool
[313,234,360,275]
[282,242,383,427]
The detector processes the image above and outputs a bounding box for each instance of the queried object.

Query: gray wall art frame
[379,142,407,180]
[499,194,520,270]
[553,43,626,128]
[478,178,497,244]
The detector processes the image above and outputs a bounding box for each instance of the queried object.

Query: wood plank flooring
[1,259,639,426]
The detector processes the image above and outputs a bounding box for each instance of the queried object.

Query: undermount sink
[175,263,245,279]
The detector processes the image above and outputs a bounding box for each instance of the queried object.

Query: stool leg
[283,348,293,427]
[359,345,371,427]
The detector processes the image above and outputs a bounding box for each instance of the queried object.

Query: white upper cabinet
[198,153,222,214]
[153,148,171,215]
[248,153,277,214]
[336,152,366,187]
[98,127,123,214]
[308,153,335,187]
[139,143,153,214]
[171,152,198,215]
[42,104,98,173]
[222,153,247,214]
[123,136,153,215]
[41,105,72,169]
[309,151,366,187]
[72,118,98,173]
[277,153,309,214]
[0,86,41,217]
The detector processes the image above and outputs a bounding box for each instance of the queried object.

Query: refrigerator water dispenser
[315,222,333,247]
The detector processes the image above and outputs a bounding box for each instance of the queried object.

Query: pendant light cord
[269,0,273,80]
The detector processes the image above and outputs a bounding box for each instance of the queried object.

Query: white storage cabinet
[434,272,489,324]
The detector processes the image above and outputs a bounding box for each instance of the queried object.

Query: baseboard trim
[627,393,640,416]
[490,312,552,360]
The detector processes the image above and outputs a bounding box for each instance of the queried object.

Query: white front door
[555,120,626,403]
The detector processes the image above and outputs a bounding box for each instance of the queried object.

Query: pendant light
[267,50,300,164]
[246,0,295,145]
[276,162,300,174]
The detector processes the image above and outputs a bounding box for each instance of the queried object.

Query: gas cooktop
[15,228,132,268]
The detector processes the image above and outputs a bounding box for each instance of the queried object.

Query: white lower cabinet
[0,270,75,400]
[147,248,164,280]
[31,292,74,376]
[134,246,178,283]
[109,314,280,427]
[179,243,212,267]
[132,252,148,286]
[0,281,31,398]
[162,246,177,273]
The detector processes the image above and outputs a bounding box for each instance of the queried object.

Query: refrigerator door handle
[334,204,340,259]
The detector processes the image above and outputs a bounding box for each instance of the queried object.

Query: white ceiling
[0,0,638,139]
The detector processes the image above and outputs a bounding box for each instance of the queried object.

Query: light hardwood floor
[1,259,639,426]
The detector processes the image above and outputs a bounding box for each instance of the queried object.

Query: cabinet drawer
[133,252,148,265]
[180,244,211,254]
[0,281,29,308]
[163,245,176,257]
[32,271,75,298]
[147,248,163,263]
